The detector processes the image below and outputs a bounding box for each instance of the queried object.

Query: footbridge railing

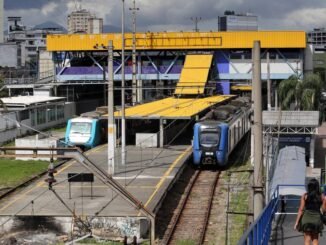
[238,184,305,245]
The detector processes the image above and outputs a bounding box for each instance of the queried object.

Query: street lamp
[121,0,126,166]
[130,0,139,105]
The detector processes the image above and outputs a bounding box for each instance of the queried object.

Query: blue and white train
[65,112,107,150]
[192,97,251,167]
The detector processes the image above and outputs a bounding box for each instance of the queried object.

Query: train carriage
[192,97,251,167]
[65,111,107,150]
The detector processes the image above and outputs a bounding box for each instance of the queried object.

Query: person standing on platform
[294,179,326,245]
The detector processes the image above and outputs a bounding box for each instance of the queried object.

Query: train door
[228,129,231,153]
[238,121,241,142]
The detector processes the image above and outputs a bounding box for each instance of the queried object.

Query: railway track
[162,169,221,245]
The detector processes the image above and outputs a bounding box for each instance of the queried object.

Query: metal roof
[269,146,306,198]
[1,96,65,107]
[112,95,234,119]
[47,31,306,51]
[231,85,252,91]
[174,54,213,95]
[263,111,319,127]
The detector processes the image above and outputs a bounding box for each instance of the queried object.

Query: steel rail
[165,170,200,244]
[199,171,220,244]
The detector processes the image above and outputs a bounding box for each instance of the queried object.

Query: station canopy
[112,95,234,119]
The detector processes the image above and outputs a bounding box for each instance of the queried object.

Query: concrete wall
[0,112,18,145]
[15,134,58,161]
[304,45,314,73]
[229,61,301,75]
[136,133,158,147]
[0,216,149,243]
[39,51,54,79]
[0,43,18,67]
[34,89,52,96]
[0,102,75,146]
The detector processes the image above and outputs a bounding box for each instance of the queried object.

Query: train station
[0,22,324,244]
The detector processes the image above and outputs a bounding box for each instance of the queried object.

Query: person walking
[294,178,326,245]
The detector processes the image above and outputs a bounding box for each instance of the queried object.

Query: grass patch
[3,141,15,147]
[78,238,122,244]
[0,159,49,188]
[46,126,67,133]
[227,160,251,245]
[176,240,196,245]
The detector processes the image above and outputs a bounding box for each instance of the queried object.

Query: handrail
[238,184,305,245]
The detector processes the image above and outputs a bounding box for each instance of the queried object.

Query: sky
[4,0,326,32]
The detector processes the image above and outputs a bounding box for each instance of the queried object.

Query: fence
[238,184,304,245]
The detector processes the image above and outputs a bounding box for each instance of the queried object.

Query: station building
[0,96,75,145]
[38,31,306,114]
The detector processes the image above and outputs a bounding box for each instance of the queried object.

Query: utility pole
[267,51,271,111]
[108,40,115,175]
[191,17,201,32]
[253,40,264,219]
[130,0,139,105]
[121,0,126,166]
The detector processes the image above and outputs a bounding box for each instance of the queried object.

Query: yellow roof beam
[47,31,306,51]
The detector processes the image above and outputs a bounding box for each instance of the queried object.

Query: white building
[218,11,258,31]
[88,17,103,34]
[3,17,63,70]
[67,9,103,34]
[0,96,75,138]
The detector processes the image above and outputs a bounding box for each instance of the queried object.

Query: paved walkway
[270,214,326,244]
[0,144,191,217]
[263,122,326,244]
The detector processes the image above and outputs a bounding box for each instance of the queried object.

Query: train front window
[200,132,220,146]
[70,122,92,135]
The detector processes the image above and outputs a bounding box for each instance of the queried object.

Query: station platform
[270,214,326,244]
[269,123,326,244]
[0,144,192,240]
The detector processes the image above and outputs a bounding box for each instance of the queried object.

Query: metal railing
[4,77,37,85]
[238,184,304,245]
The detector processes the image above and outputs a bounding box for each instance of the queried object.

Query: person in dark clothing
[294,179,326,245]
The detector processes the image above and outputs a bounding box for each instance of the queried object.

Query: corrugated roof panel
[174,54,213,95]
[263,111,319,127]
[269,146,306,198]
[175,69,210,94]
[183,55,213,68]
[113,95,234,119]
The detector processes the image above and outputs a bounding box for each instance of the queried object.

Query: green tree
[278,73,322,110]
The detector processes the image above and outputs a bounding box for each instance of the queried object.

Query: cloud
[4,0,326,31]
[283,8,326,29]
[41,2,58,16]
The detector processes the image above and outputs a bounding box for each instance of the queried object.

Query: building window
[57,105,64,120]
[31,109,36,126]
[19,110,29,121]
[37,108,46,124]
[47,105,56,122]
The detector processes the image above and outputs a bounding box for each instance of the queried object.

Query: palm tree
[278,73,322,111]
[278,75,300,110]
